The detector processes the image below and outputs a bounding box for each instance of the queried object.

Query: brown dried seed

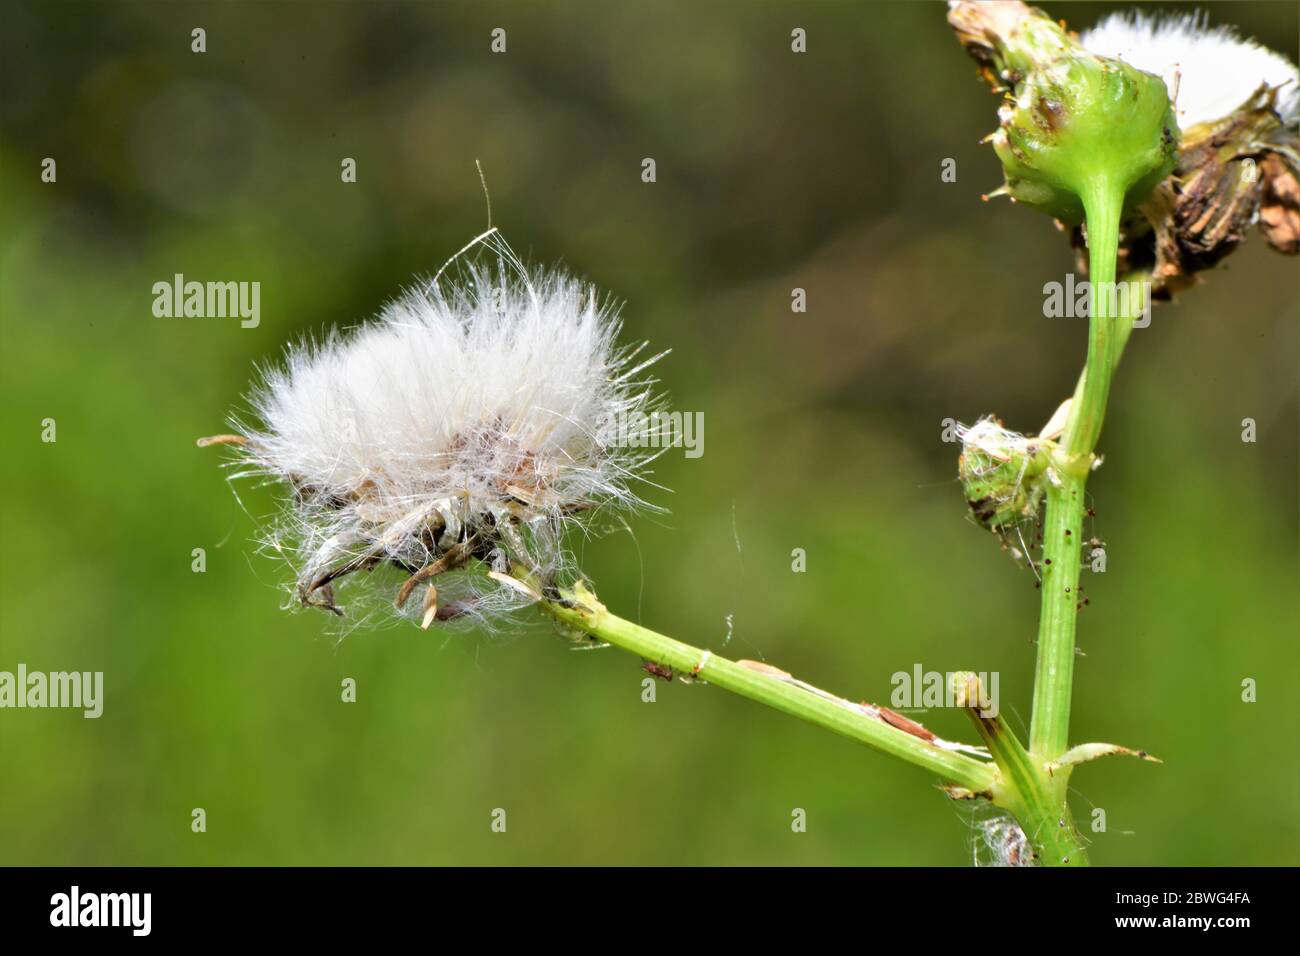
[878,706,937,742]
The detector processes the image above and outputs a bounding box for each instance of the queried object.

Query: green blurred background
[1,0,1296,866]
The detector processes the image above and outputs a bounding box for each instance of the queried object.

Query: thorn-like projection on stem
[1046,742,1163,775]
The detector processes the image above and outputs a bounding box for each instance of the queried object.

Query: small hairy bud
[957,417,1055,533]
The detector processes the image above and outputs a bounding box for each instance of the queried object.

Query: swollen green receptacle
[989,42,1180,224]
[985,19,1181,458]
[958,434,1052,533]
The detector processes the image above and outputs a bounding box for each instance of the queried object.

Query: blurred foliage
[0,1,1296,865]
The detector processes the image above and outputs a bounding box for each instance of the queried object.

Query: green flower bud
[950,1,1180,225]
[958,418,1054,533]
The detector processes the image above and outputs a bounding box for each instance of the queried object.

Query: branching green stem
[523,180,1148,866]
[954,674,1088,866]
[536,582,998,794]
[1014,185,1151,865]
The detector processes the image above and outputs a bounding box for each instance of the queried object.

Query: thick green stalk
[538,584,998,794]
[1028,475,1088,766]
[1064,180,1123,460]
[1040,264,1149,755]
[1029,182,1126,763]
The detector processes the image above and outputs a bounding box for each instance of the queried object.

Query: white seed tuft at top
[1082,11,1299,130]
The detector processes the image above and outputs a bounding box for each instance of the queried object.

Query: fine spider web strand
[533,399,675,609]
[612,513,648,624]
[725,500,740,652]
[422,159,499,298]
[1004,702,1032,745]
[721,498,769,661]
[1015,523,1042,583]
[1001,449,1036,568]
[1065,783,1134,837]
[476,158,492,231]
[952,788,1037,867]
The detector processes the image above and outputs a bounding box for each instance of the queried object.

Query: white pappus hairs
[211,242,669,627]
[1081,10,1300,130]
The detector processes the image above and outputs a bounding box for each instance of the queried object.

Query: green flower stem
[1012,186,1154,865]
[1061,181,1123,461]
[1064,267,1150,414]
[1030,186,1140,764]
[536,583,998,794]
[1028,473,1089,766]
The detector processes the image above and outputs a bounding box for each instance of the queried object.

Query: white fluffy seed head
[1082,11,1300,130]
[225,251,666,625]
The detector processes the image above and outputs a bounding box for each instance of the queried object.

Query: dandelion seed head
[221,249,666,624]
[1082,11,1300,130]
